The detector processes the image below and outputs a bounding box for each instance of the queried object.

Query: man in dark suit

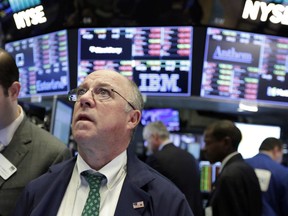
[0,48,71,216]
[143,121,203,216]
[246,137,288,216]
[203,120,262,216]
[12,69,194,216]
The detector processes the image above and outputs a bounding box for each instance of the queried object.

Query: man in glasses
[13,69,194,216]
[0,48,71,216]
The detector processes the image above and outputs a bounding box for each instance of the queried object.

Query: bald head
[85,69,144,111]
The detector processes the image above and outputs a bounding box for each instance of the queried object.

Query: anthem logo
[213,46,253,64]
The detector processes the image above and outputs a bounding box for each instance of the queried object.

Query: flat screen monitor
[5,29,70,98]
[50,99,73,145]
[141,108,180,131]
[77,26,193,96]
[235,122,281,159]
[199,161,221,193]
[200,27,288,106]
[170,132,203,160]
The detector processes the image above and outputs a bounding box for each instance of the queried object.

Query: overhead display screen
[200,27,288,106]
[5,29,70,98]
[141,108,180,131]
[78,26,193,96]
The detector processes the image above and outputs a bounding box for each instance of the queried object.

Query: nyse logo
[13,5,47,29]
[138,73,181,92]
[242,0,288,25]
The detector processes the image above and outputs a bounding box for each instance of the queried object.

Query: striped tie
[82,172,104,216]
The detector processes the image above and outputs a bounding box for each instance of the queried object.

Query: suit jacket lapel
[115,178,152,215]
[0,118,31,187]
[115,149,155,215]
[208,153,243,206]
[29,158,76,216]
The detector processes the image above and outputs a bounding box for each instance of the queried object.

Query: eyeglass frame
[68,87,136,110]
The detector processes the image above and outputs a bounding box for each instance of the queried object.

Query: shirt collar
[0,105,24,146]
[158,139,171,151]
[219,151,239,172]
[76,150,127,189]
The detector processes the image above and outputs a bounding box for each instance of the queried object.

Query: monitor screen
[50,99,73,145]
[77,26,193,96]
[141,108,180,131]
[5,29,70,98]
[200,27,288,106]
[199,161,221,193]
[235,122,281,159]
[170,132,203,160]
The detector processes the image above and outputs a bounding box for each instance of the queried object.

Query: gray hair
[143,121,170,140]
[125,78,144,112]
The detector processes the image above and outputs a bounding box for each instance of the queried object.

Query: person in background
[143,121,203,216]
[203,119,262,216]
[0,48,72,216]
[246,137,288,216]
[12,69,194,216]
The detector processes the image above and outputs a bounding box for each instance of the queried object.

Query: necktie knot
[83,172,104,189]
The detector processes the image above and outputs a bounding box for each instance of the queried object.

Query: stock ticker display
[5,29,70,98]
[201,27,288,106]
[78,26,193,96]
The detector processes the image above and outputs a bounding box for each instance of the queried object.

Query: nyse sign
[242,0,288,25]
[13,5,47,29]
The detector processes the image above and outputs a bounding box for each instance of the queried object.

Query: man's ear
[271,146,281,158]
[127,110,141,129]
[8,81,20,99]
[223,136,233,150]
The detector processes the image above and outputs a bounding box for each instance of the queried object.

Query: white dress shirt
[57,150,127,216]
[0,105,24,147]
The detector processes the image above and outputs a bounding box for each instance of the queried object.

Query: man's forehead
[88,70,124,81]
[83,71,118,84]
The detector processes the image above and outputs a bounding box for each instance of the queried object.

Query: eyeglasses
[68,87,136,110]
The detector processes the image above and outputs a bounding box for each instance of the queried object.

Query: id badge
[0,153,17,180]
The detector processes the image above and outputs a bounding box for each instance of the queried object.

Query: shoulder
[23,118,68,149]
[131,160,191,210]
[164,146,197,166]
[158,143,194,158]
[26,157,75,190]
[128,153,185,196]
[17,118,71,160]
[223,160,256,178]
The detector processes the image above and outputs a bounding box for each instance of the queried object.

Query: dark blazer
[207,153,262,216]
[12,148,194,216]
[246,153,288,216]
[0,117,71,216]
[146,143,203,216]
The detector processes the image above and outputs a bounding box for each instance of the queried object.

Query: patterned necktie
[82,171,104,216]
